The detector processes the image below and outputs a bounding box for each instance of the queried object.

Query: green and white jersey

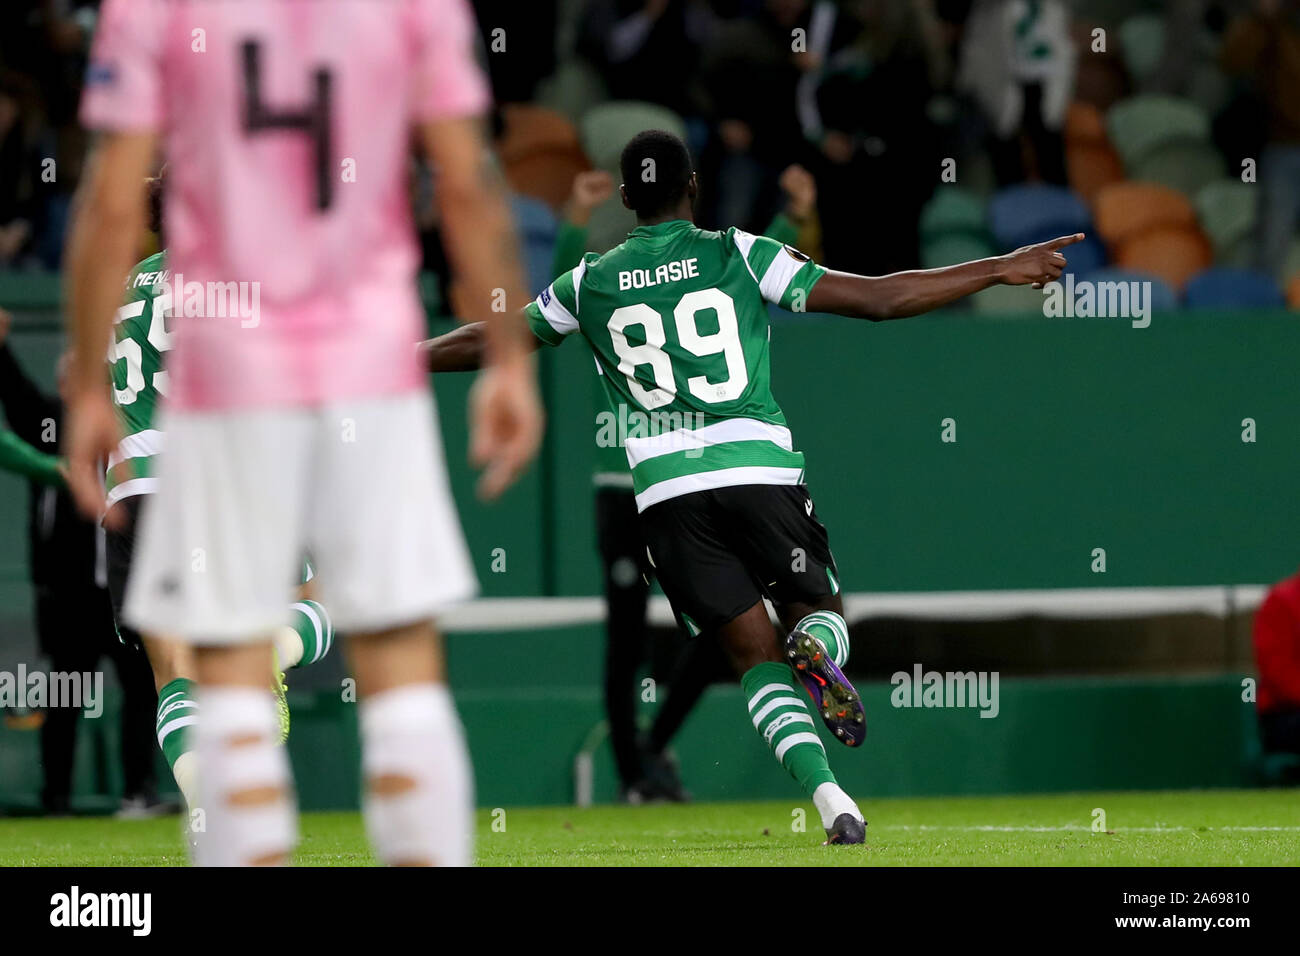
[524,219,826,511]
[106,251,172,507]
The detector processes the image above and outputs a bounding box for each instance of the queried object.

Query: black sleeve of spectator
[0,343,62,450]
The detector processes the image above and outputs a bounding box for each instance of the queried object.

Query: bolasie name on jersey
[523,221,827,512]
[618,257,699,290]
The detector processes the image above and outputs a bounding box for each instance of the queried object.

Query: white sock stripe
[747,682,797,712]
[291,601,326,664]
[751,696,808,727]
[763,711,815,744]
[774,731,825,762]
[157,698,197,722]
[157,689,189,708]
[800,611,850,666]
[157,714,198,748]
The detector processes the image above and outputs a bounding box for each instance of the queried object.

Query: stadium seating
[1183,268,1285,310]
[919,187,987,241]
[921,233,996,270]
[1092,182,1197,247]
[1064,102,1126,203]
[988,184,1092,251]
[580,101,688,172]
[1115,226,1213,291]
[1130,139,1225,198]
[1079,267,1178,313]
[508,195,560,296]
[1106,95,1210,170]
[1118,14,1166,89]
[497,105,591,212]
[970,282,1045,316]
[1194,179,1257,263]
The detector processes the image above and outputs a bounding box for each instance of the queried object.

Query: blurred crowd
[3,0,1299,307]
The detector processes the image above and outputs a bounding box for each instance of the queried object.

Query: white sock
[172,751,199,809]
[360,683,474,867]
[271,625,304,671]
[812,781,863,830]
[192,686,297,867]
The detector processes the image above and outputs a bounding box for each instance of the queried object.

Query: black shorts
[105,494,145,648]
[639,483,840,636]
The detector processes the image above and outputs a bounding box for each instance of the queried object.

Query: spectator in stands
[1220,0,1300,282]
[0,77,40,268]
[1253,567,1300,755]
[578,0,713,115]
[0,308,162,816]
[697,0,822,233]
[955,0,1075,186]
[801,0,946,273]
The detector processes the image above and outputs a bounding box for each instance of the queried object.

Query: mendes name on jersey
[105,251,172,507]
[523,220,825,512]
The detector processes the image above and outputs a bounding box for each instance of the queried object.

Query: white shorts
[124,390,477,644]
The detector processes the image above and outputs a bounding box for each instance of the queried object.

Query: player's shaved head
[620,129,695,221]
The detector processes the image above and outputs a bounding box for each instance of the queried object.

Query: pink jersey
[81,0,489,411]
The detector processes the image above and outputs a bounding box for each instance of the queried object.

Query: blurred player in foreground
[104,169,337,811]
[421,130,1080,844]
[65,0,542,866]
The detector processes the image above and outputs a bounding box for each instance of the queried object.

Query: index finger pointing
[1045,233,1085,250]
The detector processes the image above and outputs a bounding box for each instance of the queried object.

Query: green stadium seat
[1118,14,1165,88]
[971,282,1045,316]
[535,59,609,123]
[1130,138,1225,197]
[1195,179,1257,260]
[1106,94,1210,169]
[919,187,987,241]
[580,101,688,172]
[921,233,996,270]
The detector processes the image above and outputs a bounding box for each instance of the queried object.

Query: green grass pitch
[1,789,1297,866]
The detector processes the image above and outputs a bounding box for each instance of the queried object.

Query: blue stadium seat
[1183,268,1285,310]
[1059,236,1107,276]
[988,184,1092,252]
[1078,268,1178,313]
[509,194,559,296]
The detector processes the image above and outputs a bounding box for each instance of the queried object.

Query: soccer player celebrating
[65,0,542,867]
[420,129,1080,844]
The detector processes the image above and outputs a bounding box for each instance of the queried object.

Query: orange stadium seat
[1092,182,1197,247]
[1065,101,1109,146]
[1067,142,1125,204]
[1115,226,1213,292]
[497,105,591,212]
[1288,274,1300,310]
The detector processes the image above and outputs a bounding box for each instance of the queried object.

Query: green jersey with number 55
[524,219,826,511]
[105,251,172,507]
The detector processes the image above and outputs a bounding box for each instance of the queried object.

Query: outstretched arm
[419,320,541,373]
[806,234,1084,321]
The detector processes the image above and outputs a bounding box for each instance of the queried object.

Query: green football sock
[742,661,837,795]
[792,610,850,667]
[156,678,196,769]
[288,599,334,668]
